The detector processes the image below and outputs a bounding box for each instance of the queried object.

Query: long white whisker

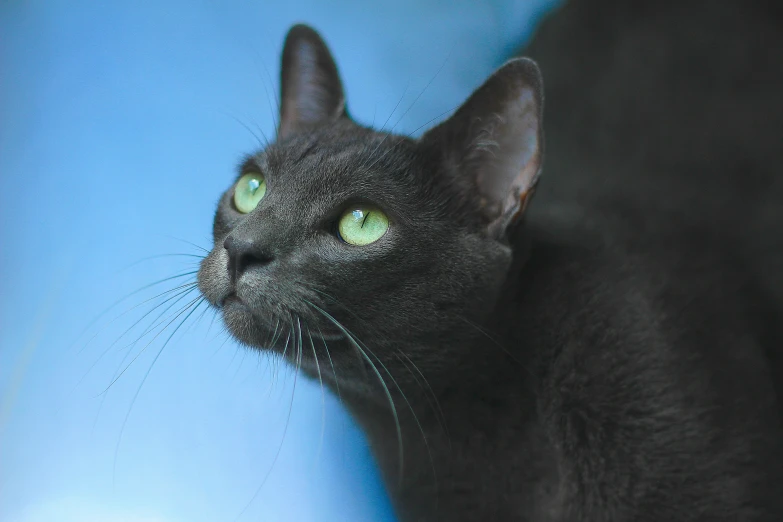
[89,287,200,436]
[76,280,199,356]
[361,55,451,177]
[272,331,291,391]
[98,292,202,396]
[306,325,327,467]
[68,271,199,355]
[359,338,438,496]
[112,296,205,486]
[394,349,451,452]
[160,235,209,253]
[314,323,343,406]
[233,316,300,521]
[78,284,199,392]
[305,301,405,483]
[266,318,280,347]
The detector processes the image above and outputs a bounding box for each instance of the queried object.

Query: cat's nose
[223,235,274,282]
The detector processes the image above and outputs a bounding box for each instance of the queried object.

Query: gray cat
[197,1,783,520]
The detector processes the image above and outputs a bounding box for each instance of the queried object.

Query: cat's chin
[220,297,270,347]
[221,296,344,351]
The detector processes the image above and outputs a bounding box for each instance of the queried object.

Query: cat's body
[197,1,783,520]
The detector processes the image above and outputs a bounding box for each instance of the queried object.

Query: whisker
[79,284,199,390]
[250,33,281,132]
[380,83,410,133]
[262,318,285,393]
[70,273,199,355]
[305,301,405,483]
[90,287,200,436]
[272,331,291,390]
[259,67,279,136]
[159,235,210,254]
[266,318,281,348]
[209,328,234,358]
[359,339,438,494]
[314,322,348,456]
[298,285,376,382]
[227,336,244,372]
[275,322,294,388]
[363,54,453,175]
[231,348,248,382]
[226,113,268,148]
[390,52,450,135]
[99,294,203,396]
[103,285,200,372]
[119,254,204,273]
[358,84,410,172]
[107,283,200,352]
[188,297,214,335]
[205,306,219,338]
[360,57,454,182]
[306,325,327,467]
[314,323,343,406]
[456,315,532,378]
[406,102,461,139]
[271,319,287,347]
[394,349,451,452]
[112,296,205,486]
[301,282,445,473]
[233,315,301,521]
[309,301,440,493]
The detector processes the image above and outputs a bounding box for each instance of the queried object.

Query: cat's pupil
[247,179,260,193]
[352,210,372,229]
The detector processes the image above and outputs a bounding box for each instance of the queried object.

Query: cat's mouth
[220,293,344,343]
[221,294,243,307]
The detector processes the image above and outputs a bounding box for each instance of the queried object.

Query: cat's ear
[421,58,544,238]
[278,24,347,139]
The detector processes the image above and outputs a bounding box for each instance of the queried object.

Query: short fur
[197,4,783,521]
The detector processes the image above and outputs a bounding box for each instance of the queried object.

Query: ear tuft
[278,24,347,139]
[421,58,544,238]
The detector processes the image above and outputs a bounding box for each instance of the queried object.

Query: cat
[196,1,783,519]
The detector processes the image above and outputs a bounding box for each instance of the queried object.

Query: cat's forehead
[246,126,421,202]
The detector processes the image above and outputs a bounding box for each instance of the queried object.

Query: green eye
[233,173,267,213]
[337,205,389,246]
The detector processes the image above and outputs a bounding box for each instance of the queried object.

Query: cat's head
[198,24,543,395]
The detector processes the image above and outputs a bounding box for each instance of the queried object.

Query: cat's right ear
[278,24,347,140]
[420,58,544,239]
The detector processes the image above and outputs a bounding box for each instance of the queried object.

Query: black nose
[223,235,274,282]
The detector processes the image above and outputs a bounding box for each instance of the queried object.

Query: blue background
[0,1,558,520]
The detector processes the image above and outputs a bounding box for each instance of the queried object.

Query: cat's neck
[310,213,597,519]
[330,242,576,520]
[326,208,601,409]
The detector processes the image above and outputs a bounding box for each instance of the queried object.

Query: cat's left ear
[278,24,347,139]
[421,58,544,239]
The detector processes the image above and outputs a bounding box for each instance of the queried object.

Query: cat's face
[197,25,544,395]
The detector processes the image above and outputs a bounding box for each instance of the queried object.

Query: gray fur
[197,4,783,520]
